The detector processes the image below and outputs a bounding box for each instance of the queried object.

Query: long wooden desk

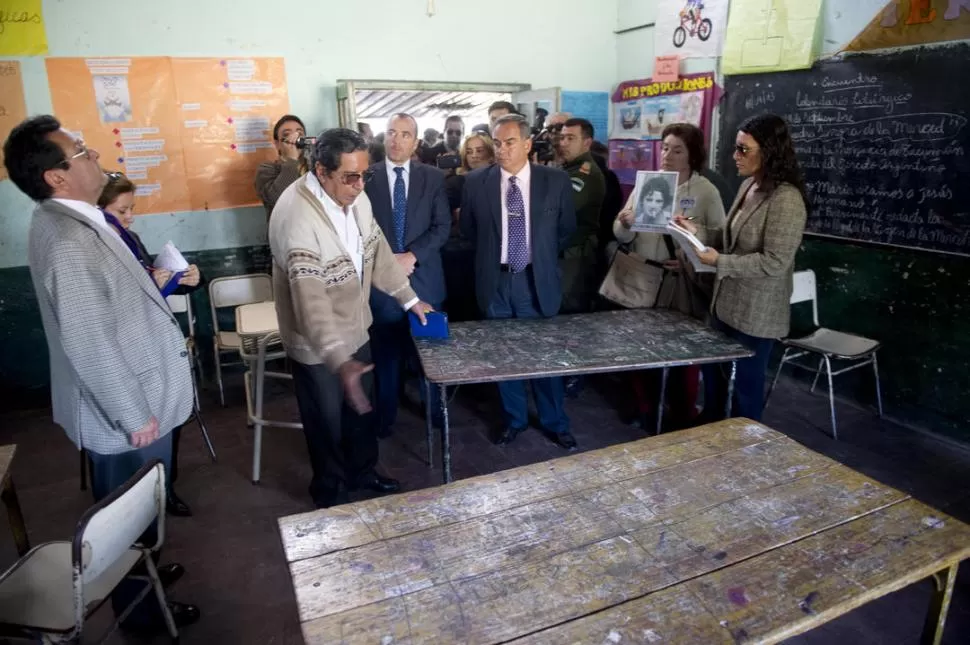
[278,418,970,645]
[413,309,754,482]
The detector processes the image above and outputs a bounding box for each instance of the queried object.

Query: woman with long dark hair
[675,113,807,421]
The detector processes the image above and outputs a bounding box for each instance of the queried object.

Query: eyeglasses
[58,141,92,169]
[338,169,376,186]
[446,129,463,136]
[547,124,564,133]
[734,144,757,157]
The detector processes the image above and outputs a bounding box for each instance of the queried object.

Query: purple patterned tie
[506,176,529,272]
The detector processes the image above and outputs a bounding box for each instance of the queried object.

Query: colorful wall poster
[608,140,655,187]
[46,57,192,214]
[0,61,28,182]
[721,0,824,75]
[845,0,970,52]
[171,57,289,211]
[612,100,644,139]
[0,0,47,56]
[654,0,731,58]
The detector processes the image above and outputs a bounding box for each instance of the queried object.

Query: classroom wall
[0,0,618,400]
[615,0,970,442]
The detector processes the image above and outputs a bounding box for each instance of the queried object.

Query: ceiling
[353,89,510,120]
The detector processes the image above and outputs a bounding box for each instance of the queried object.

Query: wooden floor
[1,372,968,644]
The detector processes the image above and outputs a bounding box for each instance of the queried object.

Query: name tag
[679,196,696,211]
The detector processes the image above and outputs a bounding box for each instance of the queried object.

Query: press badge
[679,196,696,211]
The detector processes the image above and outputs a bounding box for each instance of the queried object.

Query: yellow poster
[171,57,289,212]
[846,0,970,52]
[46,57,193,214]
[0,0,47,56]
[722,0,824,75]
[0,61,28,181]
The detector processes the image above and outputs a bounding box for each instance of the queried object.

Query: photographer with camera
[425,115,464,171]
[255,114,309,217]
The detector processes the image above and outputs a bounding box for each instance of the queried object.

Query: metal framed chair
[208,273,273,406]
[167,293,217,462]
[765,269,884,439]
[0,460,179,643]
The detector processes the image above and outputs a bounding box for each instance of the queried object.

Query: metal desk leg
[424,379,434,469]
[725,361,738,419]
[1,476,30,557]
[921,564,958,645]
[656,367,669,436]
[251,341,268,485]
[440,384,452,484]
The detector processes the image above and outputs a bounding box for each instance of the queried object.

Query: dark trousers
[291,345,379,506]
[486,268,569,434]
[169,425,181,485]
[88,432,174,627]
[631,365,701,425]
[370,311,442,433]
[703,317,775,422]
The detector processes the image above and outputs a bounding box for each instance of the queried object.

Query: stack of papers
[154,241,189,272]
[666,222,715,273]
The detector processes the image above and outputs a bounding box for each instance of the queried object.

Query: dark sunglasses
[548,124,564,133]
[445,129,463,136]
[734,144,756,157]
[338,169,376,186]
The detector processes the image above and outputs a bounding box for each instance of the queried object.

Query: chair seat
[216,331,241,349]
[0,541,142,632]
[785,327,880,359]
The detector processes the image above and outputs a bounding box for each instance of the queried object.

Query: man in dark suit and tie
[366,113,451,436]
[460,114,578,450]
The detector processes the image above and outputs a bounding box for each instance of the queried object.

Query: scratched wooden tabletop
[278,419,970,644]
[412,309,753,385]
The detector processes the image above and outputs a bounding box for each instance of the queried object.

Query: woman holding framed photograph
[610,122,726,430]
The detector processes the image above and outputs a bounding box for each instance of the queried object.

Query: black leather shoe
[157,562,185,588]
[168,601,201,628]
[497,425,527,446]
[550,432,578,451]
[166,490,192,517]
[350,472,401,494]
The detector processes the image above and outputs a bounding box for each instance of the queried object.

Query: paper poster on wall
[0,0,48,56]
[171,57,289,211]
[845,0,970,52]
[608,140,655,186]
[46,57,192,214]
[721,0,824,74]
[0,62,28,182]
[654,0,731,58]
[612,101,644,139]
[561,91,610,143]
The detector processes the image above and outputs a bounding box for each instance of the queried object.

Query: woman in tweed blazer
[676,113,808,421]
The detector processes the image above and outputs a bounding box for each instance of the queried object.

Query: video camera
[295,136,317,150]
[530,107,556,164]
[436,153,462,170]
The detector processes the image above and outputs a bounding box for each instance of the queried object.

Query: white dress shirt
[304,173,419,310]
[52,197,124,245]
[385,158,411,201]
[499,163,532,264]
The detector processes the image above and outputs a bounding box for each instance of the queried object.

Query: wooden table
[279,418,970,645]
[0,445,29,557]
[413,309,754,483]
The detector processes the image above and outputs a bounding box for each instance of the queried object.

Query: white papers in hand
[154,241,189,271]
[666,222,715,273]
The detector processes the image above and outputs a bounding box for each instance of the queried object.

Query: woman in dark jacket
[99,172,202,516]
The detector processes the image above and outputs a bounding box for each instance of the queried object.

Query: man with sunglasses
[422,115,464,169]
[3,115,200,633]
[269,127,434,509]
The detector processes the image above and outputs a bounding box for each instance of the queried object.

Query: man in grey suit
[3,115,200,634]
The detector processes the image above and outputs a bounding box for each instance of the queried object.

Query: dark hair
[389,112,419,137]
[97,171,136,208]
[311,128,368,174]
[640,176,674,209]
[272,114,305,141]
[487,100,517,116]
[739,113,807,206]
[356,122,371,133]
[661,122,706,172]
[3,115,66,201]
[444,115,464,128]
[564,117,594,140]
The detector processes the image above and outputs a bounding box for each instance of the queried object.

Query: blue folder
[409,310,449,339]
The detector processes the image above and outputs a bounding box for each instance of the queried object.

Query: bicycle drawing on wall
[674,1,712,48]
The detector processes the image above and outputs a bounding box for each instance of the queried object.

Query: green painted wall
[790,237,970,442]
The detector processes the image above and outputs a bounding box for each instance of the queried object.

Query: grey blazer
[711,178,807,339]
[27,200,193,455]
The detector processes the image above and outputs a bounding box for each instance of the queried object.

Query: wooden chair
[765,269,884,439]
[0,460,178,643]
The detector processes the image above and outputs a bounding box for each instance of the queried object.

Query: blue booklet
[409,310,449,339]
[160,271,185,298]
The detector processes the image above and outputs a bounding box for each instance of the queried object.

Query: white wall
[0,0,619,268]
